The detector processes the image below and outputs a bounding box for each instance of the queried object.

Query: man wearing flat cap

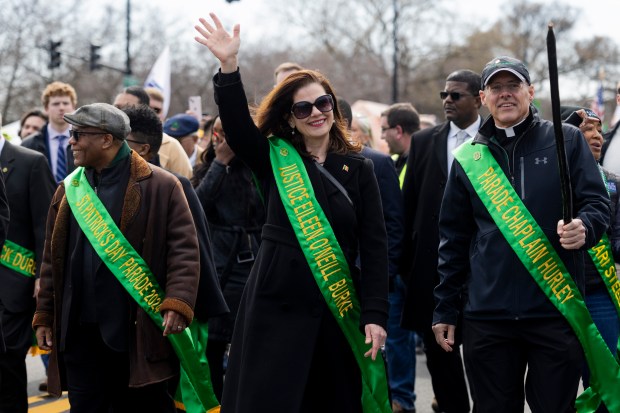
[33,103,200,412]
[432,56,610,411]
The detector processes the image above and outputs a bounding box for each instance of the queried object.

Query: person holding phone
[192,115,264,401]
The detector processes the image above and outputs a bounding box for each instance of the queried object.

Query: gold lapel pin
[342,165,349,172]
[1,167,7,173]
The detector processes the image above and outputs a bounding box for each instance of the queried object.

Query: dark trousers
[422,329,471,413]
[0,300,31,413]
[206,339,227,402]
[63,323,178,413]
[463,317,582,413]
[0,352,28,413]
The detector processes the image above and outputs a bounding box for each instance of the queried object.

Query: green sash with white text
[268,136,390,413]
[0,240,36,277]
[63,167,219,413]
[454,141,620,412]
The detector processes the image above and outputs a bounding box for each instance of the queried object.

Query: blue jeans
[385,275,416,410]
[583,289,620,389]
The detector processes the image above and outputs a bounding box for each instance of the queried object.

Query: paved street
[24,350,451,412]
[25,350,544,413]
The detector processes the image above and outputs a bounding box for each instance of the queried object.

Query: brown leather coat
[32,151,199,397]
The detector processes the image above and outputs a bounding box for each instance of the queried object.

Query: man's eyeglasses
[290,95,334,119]
[69,130,105,141]
[486,82,523,95]
[439,91,472,101]
[126,138,146,145]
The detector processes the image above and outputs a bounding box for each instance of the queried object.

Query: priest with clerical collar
[432,56,614,412]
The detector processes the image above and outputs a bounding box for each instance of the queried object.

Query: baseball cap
[163,114,199,138]
[560,105,601,128]
[481,56,531,88]
[64,103,131,140]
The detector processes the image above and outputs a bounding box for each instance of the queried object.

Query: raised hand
[194,12,240,73]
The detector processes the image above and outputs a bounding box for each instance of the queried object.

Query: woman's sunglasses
[290,94,334,119]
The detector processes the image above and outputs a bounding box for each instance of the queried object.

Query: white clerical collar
[495,115,528,138]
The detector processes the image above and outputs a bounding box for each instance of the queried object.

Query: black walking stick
[547,22,573,223]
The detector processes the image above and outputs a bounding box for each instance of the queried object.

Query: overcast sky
[147,0,620,47]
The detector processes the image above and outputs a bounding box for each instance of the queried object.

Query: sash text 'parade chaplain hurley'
[432,56,612,412]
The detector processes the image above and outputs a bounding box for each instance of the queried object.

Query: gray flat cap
[64,103,131,140]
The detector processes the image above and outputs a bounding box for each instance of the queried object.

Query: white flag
[144,46,171,118]
[610,104,620,130]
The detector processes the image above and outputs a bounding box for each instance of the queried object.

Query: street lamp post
[392,0,399,103]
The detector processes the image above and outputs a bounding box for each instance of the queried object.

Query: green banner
[454,141,620,412]
[268,136,390,413]
[63,167,219,413]
[0,240,36,277]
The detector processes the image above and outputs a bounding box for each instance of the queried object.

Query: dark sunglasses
[291,94,334,119]
[69,130,105,141]
[439,91,472,101]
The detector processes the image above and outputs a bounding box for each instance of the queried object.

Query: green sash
[63,167,219,413]
[268,136,390,413]
[454,142,620,412]
[0,240,36,277]
[587,235,620,333]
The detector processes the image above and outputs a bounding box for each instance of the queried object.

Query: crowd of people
[0,11,619,413]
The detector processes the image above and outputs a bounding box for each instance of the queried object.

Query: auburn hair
[254,69,359,159]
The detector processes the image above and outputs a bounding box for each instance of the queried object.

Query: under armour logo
[534,157,548,165]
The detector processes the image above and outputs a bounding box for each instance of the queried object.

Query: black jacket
[0,143,45,353]
[20,124,75,177]
[194,155,263,341]
[400,121,451,332]
[433,110,610,325]
[360,146,403,281]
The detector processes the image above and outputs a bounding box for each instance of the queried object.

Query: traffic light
[90,44,102,71]
[48,40,61,69]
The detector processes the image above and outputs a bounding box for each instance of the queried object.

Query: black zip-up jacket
[433,109,610,325]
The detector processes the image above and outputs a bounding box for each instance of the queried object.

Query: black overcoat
[214,71,389,412]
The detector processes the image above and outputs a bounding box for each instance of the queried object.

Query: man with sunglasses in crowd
[33,103,201,411]
[432,56,611,412]
[400,69,481,413]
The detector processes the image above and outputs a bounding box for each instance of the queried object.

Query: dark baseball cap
[560,105,601,128]
[163,114,200,138]
[64,103,131,140]
[481,56,531,88]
